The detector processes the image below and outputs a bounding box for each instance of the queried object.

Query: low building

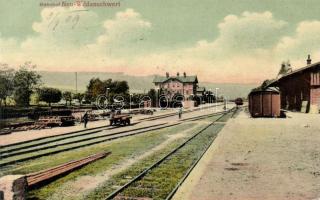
[196,87,206,96]
[270,55,320,113]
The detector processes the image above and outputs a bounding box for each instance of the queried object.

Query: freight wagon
[248,87,281,118]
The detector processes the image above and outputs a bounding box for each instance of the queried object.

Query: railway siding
[85,110,235,200]
[115,123,225,200]
[0,110,231,168]
[26,122,202,199]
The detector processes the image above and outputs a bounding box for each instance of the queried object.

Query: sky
[1,0,320,84]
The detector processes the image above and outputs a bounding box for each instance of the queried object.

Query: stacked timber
[26,152,111,188]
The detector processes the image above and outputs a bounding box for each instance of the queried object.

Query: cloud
[276,20,320,65]
[89,8,152,57]
[185,11,287,59]
[130,11,287,83]
[21,6,100,51]
[1,9,320,84]
[0,8,152,72]
[0,36,18,55]
[215,11,287,52]
[0,34,19,64]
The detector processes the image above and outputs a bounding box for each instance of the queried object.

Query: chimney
[307,54,312,65]
[183,72,186,77]
[177,72,180,77]
[166,72,169,78]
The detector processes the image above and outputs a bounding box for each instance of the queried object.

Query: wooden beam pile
[26,152,111,188]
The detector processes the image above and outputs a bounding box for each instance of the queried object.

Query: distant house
[196,87,206,97]
[269,55,320,113]
[153,72,199,101]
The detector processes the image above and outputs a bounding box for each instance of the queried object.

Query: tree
[85,78,106,102]
[111,80,129,94]
[277,60,292,78]
[148,89,157,107]
[38,87,62,106]
[0,64,14,107]
[73,93,85,106]
[13,62,41,107]
[85,78,129,104]
[62,91,73,106]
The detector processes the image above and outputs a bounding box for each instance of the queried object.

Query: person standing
[178,106,183,119]
[83,111,89,128]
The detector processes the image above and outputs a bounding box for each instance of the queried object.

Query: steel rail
[104,108,235,200]
[0,103,224,150]
[0,123,176,167]
[0,109,233,168]
[0,123,167,157]
[138,103,224,122]
[165,108,236,199]
[1,108,228,156]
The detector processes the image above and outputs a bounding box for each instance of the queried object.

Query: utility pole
[75,72,78,94]
[215,88,219,112]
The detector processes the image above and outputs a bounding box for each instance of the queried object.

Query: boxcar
[248,88,280,117]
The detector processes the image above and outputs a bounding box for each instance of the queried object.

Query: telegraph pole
[75,72,78,94]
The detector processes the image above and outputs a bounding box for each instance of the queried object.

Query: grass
[85,115,225,200]
[4,122,202,200]
[117,123,225,200]
[0,111,229,200]
[217,110,234,122]
[231,107,243,118]
[0,124,170,165]
[1,123,196,176]
[0,114,219,165]
[85,139,186,200]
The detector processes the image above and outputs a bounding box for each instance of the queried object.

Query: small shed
[248,87,280,117]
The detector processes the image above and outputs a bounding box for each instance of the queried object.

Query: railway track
[0,123,174,167]
[1,110,227,157]
[231,106,246,118]
[0,123,167,157]
[0,109,231,168]
[0,103,223,150]
[104,108,236,200]
[138,103,224,122]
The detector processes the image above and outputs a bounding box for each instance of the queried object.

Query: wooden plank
[26,152,111,187]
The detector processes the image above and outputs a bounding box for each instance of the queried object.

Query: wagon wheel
[120,120,125,126]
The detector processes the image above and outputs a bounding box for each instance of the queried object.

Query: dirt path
[173,110,320,200]
[48,123,205,200]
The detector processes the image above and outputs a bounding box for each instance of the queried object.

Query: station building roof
[153,75,198,83]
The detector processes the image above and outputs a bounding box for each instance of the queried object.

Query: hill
[38,71,257,99]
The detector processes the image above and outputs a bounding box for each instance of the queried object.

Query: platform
[173,110,320,200]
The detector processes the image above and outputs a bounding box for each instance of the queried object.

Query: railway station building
[270,55,320,113]
[153,72,204,106]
